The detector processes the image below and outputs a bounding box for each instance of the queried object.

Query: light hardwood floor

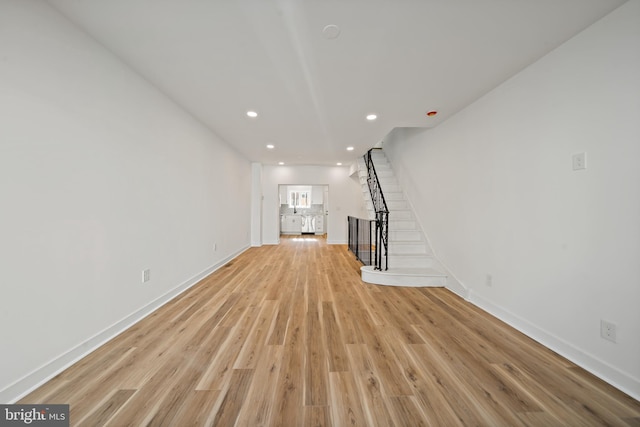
[21,235,640,426]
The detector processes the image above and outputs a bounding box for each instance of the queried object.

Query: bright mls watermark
[0,405,68,426]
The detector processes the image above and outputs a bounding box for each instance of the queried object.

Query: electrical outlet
[485,274,492,287]
[572,152,587,171]
[142,269,151,283]
[213,243,217,251]
[600,319,616,343]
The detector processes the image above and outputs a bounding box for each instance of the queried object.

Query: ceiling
[47,0,626,166]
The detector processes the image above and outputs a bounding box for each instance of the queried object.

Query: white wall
[251,163,263,247]
[261,165,366,244]
[311,186,325,204]
[385,1,640,398]
[0,0,251,402]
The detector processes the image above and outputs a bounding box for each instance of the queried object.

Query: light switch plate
[572,152,586,170]
[601,319,616,343]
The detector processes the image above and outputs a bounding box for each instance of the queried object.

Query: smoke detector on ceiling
[322,24,341,39]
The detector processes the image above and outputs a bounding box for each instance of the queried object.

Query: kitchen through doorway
[279,185,329,239]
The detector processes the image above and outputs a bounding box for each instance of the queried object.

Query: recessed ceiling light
[266,144,275,149]
[337,162,342,166]
[366,114,377,121]
[346,146,354,151]
[247,111,258,118]
[426,110,438,117]
[278,162,284,165]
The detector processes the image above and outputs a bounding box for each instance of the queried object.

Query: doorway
[278,185,328,239]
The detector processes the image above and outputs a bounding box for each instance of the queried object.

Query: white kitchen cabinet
[281,215,302,234]
[314,215,324,234]
[312,186,324,204]
[279,186,288,205]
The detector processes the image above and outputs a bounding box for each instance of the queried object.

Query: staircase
[356,149,447,287]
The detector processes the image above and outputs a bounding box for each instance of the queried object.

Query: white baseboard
[327,239,347,245]
[1,245,249,404]
[264,236,344,245]
[467,290,640,401]
[445,278,469,300]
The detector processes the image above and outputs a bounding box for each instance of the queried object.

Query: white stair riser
[383,191,404,200]
[381,184,401,192]
[388,242,428,254]
[389,230,422,241]
[361,271,446,287]
[387,200,407,210]
[375,170,394,178]
[364,213,418,226]
[389,220,416,229]
[361,183,401,194]
[361,189,403,199]
[378,177,398,186]
[387,255,437,268]
[388,210,412,220]
[361,211,417,227]
[372,277,445,287]
[372,166,391,174]
[367,210,413,222]
[359,173,399,187]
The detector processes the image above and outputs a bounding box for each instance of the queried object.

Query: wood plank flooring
[20,235,640,426]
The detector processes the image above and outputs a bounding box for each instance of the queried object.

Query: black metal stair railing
[364,149,389,271]
[347,216,374,266]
